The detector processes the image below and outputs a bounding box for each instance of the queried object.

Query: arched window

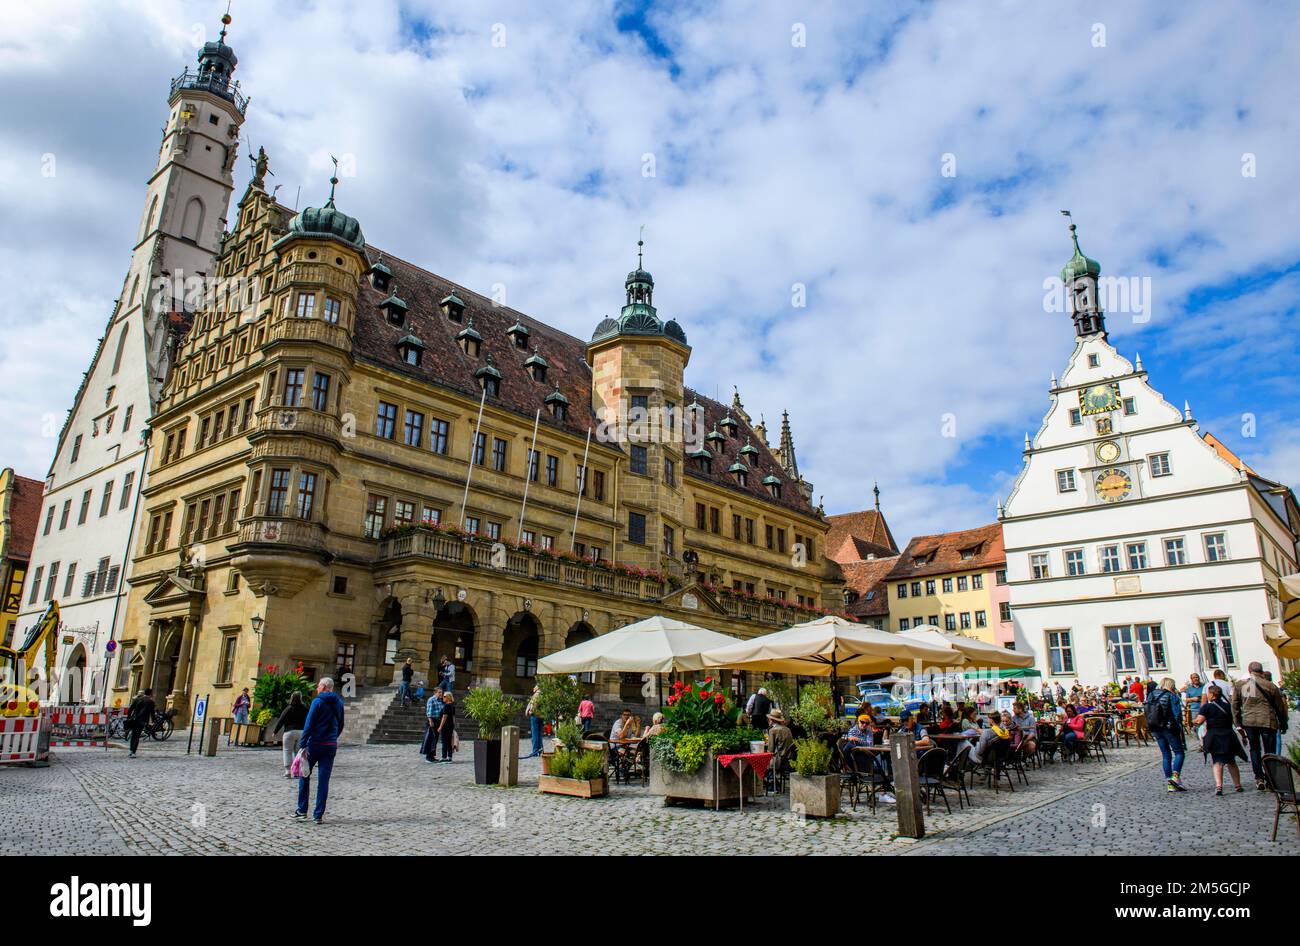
[181,197,204,243]
[111,323,129,375]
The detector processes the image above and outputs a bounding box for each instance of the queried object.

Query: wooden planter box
[229,723,264,747]
[790,773,842,818]
[650,751,757,807]
[538,774,609,798]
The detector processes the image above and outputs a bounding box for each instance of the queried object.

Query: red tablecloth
[717,751,774,782]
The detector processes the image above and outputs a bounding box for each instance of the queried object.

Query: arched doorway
[432,601,475,688]
[60,644,88,704]
[154,628,183,701]
[501,611,540,696]
[564,621,596,688]
[380,598,402,672]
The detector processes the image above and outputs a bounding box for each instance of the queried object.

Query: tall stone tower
[18,14,247,703]
[586,242,691,569]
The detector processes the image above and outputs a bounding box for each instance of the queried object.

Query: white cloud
[1,0,1297,544]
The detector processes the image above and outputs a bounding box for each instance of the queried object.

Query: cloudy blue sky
[1,0,1297,544]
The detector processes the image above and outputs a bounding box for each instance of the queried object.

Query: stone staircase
[342,685,662,746]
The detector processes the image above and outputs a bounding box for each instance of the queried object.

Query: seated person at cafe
[959,705,982,733]
[610,709,637,744]
[970,711,1013,764]
[642,712,665,738]
[896,710,932,753]
[915,703,932,726]
[935,706,959,734]
[1060,704,1088,757]
[1011,700,1038,752]
[845,714,876,751]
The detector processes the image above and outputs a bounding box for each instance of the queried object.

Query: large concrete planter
[650,751,757,807]
[790,773,842,818]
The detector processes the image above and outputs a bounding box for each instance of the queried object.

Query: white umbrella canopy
[535,615,741,675]
[899,626,1036,671]
[696,615,958,677]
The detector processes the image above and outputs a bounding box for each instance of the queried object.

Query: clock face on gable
[1095,467,1132,503]
[1096,440,1121,464]
[1080,382,1121,416]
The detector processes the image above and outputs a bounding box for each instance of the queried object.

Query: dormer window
[729,461,748,487]
[456,318,482,358]
[762,474,781,498]
[545,383,569,421]
[379,287,409,327]
[507,320,530,350]
[705,424,726,449]
[689,447,711,473]
[524,346,548,383]
[440,291,466,323]
[741,438,760,463]
[396,334,425,367]
[367,258,392,292]
[475,354,501,397]
[719,414,739,438]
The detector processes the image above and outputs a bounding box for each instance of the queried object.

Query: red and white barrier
[0,716,45,763]
[46,705,109,748]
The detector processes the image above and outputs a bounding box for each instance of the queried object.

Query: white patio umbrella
[535,615,741,675]
[899,626,1036,671]
[696,615,957,708]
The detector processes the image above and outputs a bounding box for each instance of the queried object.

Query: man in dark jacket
[1232,662,1289,790]
[296,678,346,823]
[399,658,414,706]
[751,688,771,730]
[125,688,156,758]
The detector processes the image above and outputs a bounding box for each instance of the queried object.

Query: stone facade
[115,174,843,724]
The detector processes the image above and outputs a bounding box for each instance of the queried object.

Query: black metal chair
[1262,754,1300,842]
[943,743,974,809]
[1004,741,1030,786]
[917,747,951,815]
[969,738,1015,793]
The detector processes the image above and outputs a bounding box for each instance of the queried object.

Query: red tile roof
[348,246,818,517]
[4,473,44,563]
[884,523,1006,581]
[825,509,898,563]
[841,555,899,618]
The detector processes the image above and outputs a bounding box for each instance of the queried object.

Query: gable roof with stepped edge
[884,522,1006,582]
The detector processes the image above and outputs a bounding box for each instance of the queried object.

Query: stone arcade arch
[432,601,476,689]
[500,610,541,696]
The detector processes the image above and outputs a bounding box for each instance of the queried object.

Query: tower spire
[873,481,881,512]
[777,409,799,480]
[1058,210,1105,338]
[327,155,340,207]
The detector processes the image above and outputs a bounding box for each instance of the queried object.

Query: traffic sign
[105,640,117,654]
[194,695,208,724]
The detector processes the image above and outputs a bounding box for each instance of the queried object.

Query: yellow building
[884,523,1009,644]
[0,469,43,648]
[116,167,843,723]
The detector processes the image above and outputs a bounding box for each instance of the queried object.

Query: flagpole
[516,409,541,540]
[459,387,488,529]
[569,427,593,551]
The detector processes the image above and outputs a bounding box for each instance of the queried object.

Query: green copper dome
[1060,225,1100,282]
[287,200,364,250]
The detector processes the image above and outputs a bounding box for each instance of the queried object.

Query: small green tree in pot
[534,674,583,740]
[790,736,841,818]
[463,687,521,785]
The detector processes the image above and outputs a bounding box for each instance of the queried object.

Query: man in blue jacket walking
[296,677,345,824]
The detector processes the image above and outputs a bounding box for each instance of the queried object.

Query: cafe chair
[917,748,951,816]
[1262,755,1300,842]
[1083,717,1109,763]
[1004,741,1030,786]
[1116,715,1142,747]
[943,744,974,810]
[969,739,1015,794]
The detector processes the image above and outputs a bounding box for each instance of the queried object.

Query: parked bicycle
[106,707,175,742]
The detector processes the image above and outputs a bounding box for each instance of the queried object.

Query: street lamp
[250,614,264,639]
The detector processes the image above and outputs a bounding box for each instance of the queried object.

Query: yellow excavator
[0,601,59,717]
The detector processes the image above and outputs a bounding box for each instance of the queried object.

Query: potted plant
[648,677,763,806]
[789,737,840,817]
[543,720,584,775]
[538,747,609,798]
[534,674,583,750]
[463,686,521,785]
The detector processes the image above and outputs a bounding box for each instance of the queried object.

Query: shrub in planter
[464,687,521,785]
[790,737,840,817]
[539,747,609,798]
[535,675,583,732]
[253,662,314,718]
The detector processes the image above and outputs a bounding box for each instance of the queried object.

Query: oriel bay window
[266,469,291,516]
[283,369,304,407]
[295,472,318,520]
[311,373,331,412]
[628,511,647,545]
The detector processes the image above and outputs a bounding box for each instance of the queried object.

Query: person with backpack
[1146,678,1186,793]
[274,691,309,778]
[1232,661,1289,791]
[1193,684,1246,796]
[124,687,156,758]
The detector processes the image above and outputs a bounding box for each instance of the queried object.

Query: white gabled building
[1001,221,1299,688]
[17,18,247,703]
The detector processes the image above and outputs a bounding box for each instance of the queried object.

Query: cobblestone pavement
[2,733,1295,855]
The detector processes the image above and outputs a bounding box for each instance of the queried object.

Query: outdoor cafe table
[608,739,642,784]
[715,751,774,813]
